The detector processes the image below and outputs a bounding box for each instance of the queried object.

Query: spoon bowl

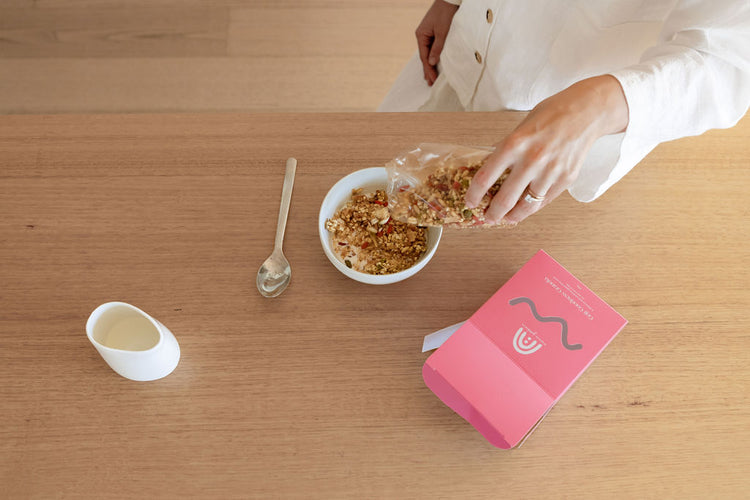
[257,158,297,298]
[257,249,291,297]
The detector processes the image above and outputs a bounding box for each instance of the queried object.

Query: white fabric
[379,0,750,202]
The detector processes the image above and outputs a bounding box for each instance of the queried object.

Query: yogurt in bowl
[318,167,442,285]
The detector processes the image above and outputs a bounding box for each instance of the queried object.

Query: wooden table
[1,112,748,499]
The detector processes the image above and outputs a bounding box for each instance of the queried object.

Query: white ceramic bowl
[319,167,442,285]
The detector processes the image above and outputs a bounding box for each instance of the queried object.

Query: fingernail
[464,200,476,209]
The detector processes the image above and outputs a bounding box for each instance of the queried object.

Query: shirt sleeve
[569,0,750,202]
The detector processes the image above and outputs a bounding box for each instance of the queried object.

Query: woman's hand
[464,75,630,224]
[416,0,459,86]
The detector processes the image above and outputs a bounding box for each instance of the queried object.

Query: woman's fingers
[483,164,534,224]
[465,141,573,225]
[428,28,447,68]
[503,178,564,224]
[500,164,559,224]
[464,138,517,209]
[467,136,553,224]
[416,30,436,84]
[415,0,459,86]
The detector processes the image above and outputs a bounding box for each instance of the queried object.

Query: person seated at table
[378,0,750,225]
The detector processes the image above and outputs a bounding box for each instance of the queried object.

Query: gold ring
[523,187,546,203]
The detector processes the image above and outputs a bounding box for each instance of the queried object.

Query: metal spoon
[257,157,297,297]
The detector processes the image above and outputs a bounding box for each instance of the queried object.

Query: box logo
[512,327,543,355]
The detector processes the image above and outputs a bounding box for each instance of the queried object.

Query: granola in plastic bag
[385,143,513,228]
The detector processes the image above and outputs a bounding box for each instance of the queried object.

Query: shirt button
[486,9,493,23]
[474,51,483,64]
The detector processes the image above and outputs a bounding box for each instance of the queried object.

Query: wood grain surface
[0,0,430,113]
[0,112,748,499]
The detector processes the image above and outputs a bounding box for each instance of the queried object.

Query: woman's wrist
[581,74,629,137]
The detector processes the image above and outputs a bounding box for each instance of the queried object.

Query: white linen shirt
[379,0,750,202]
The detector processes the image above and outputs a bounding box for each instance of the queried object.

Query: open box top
[423,250,627,448]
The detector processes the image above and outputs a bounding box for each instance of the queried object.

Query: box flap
[423,319,553,448]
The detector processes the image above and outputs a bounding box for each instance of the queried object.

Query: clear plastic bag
[385,143,513,228]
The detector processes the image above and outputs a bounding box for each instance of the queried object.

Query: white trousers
[378,52,465,112]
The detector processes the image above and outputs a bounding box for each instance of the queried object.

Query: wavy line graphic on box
[508,297,583,351]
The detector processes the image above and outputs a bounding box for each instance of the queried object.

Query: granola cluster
[325,189,427,275]
[388,161,511,228]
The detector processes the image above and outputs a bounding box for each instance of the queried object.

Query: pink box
[423,250,627,448]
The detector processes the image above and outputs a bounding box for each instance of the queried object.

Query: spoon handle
[274,157,297,251]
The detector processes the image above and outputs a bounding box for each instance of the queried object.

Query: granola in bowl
[325,188,427,275]
[388,161,512,228]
